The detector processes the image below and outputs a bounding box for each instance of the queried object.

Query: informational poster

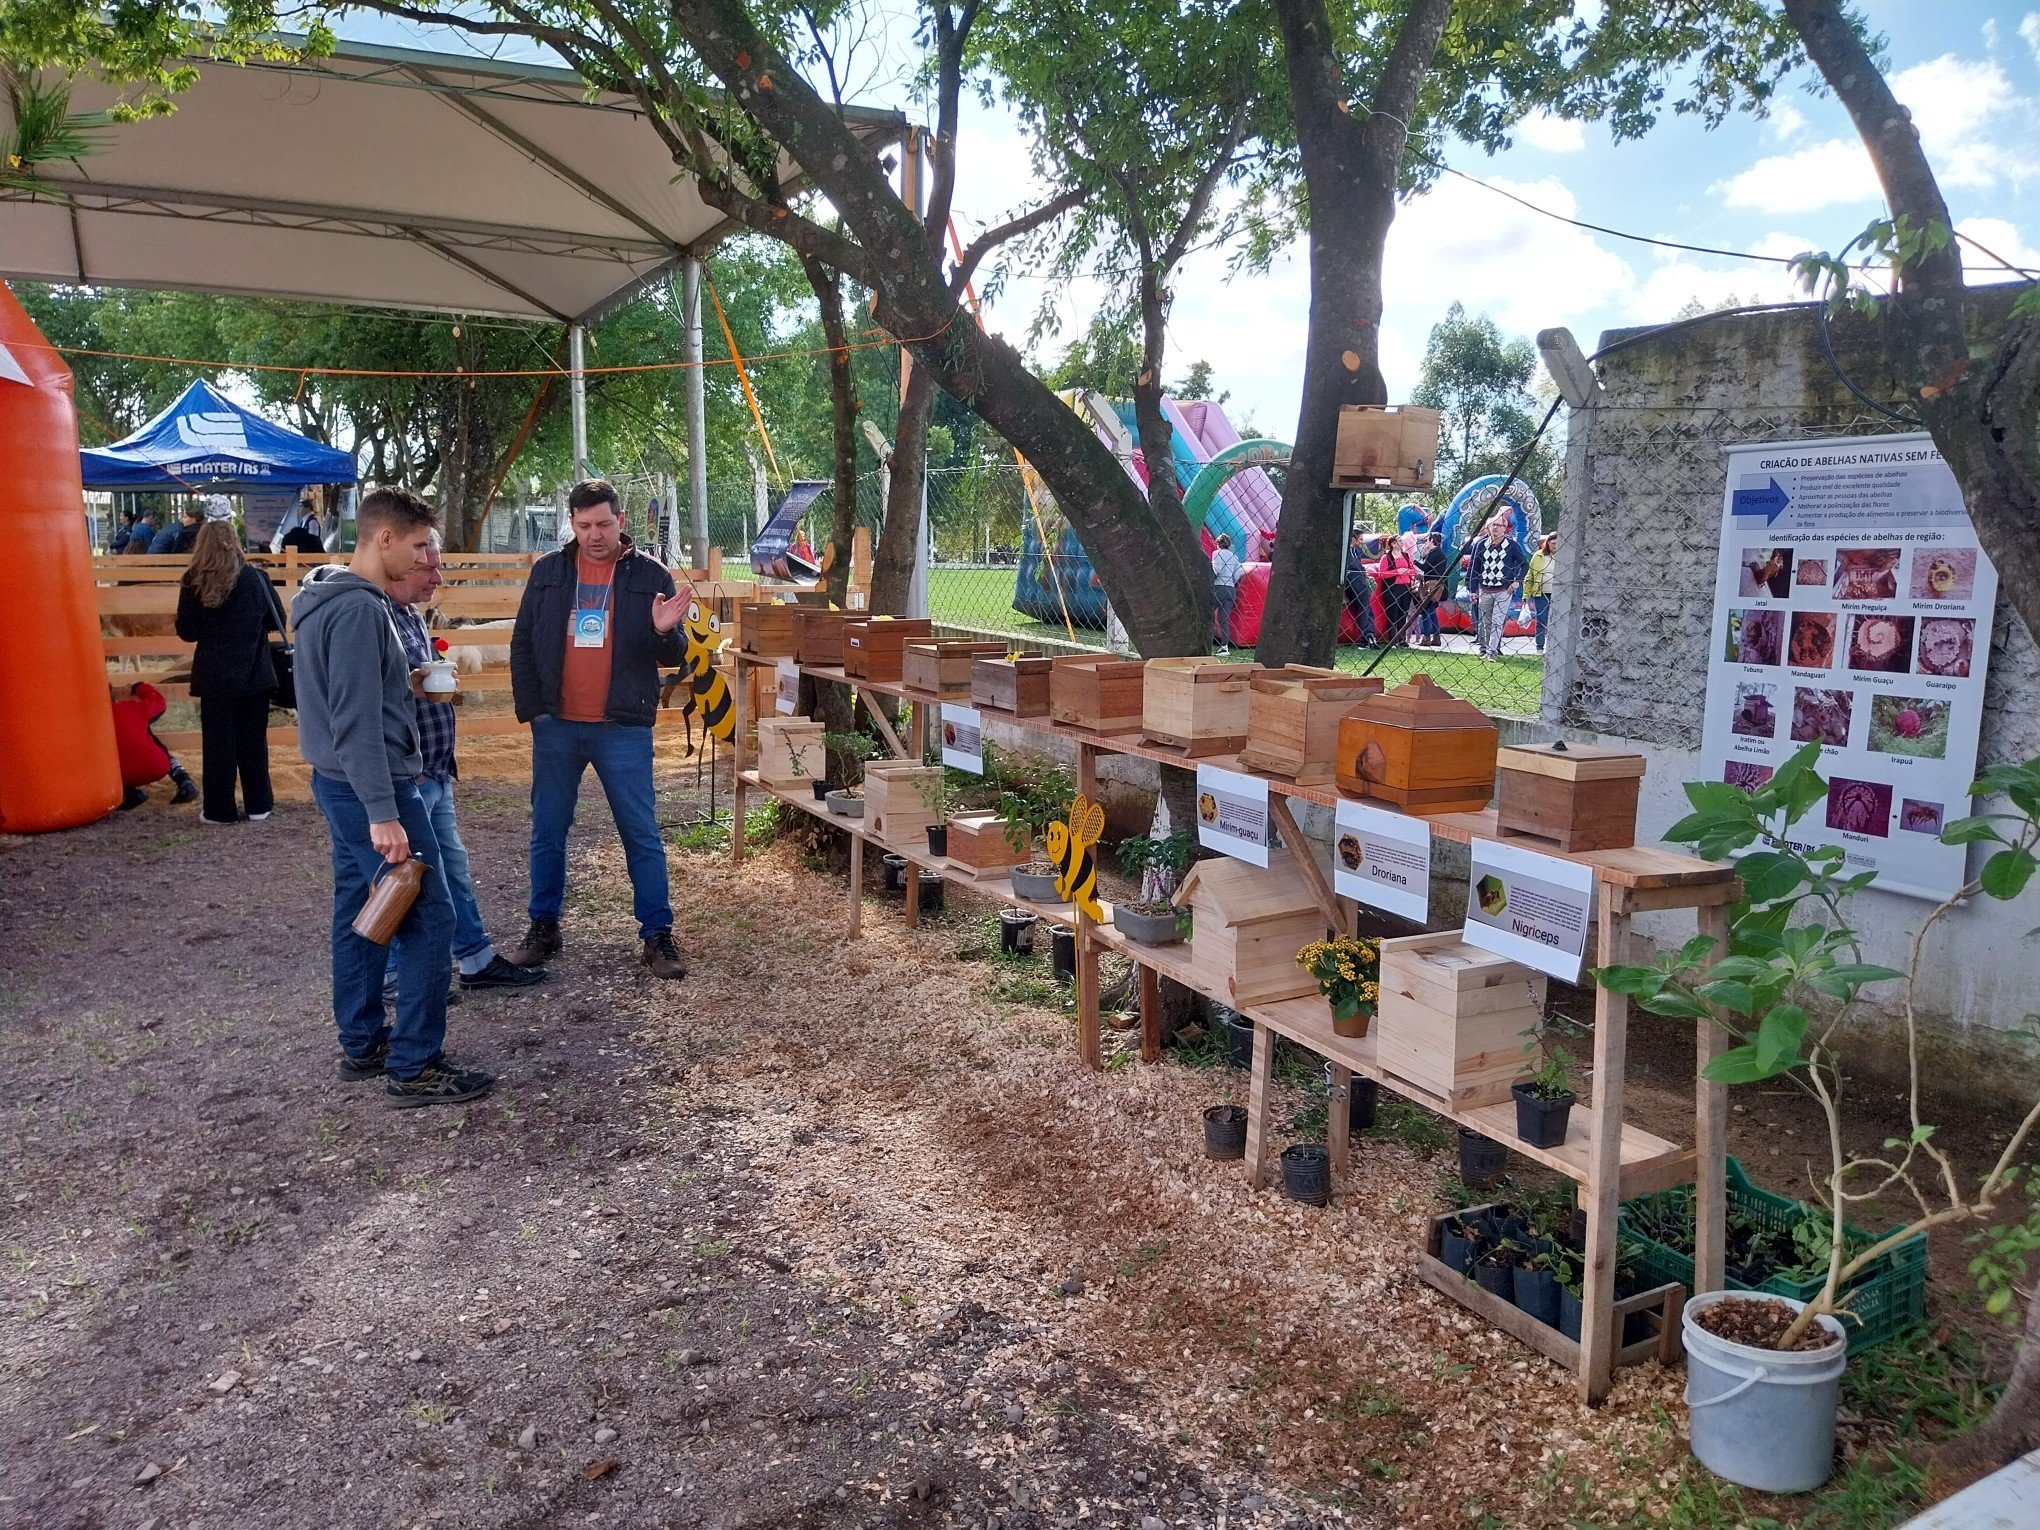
[1194,763,1270,867]
[242,490,294,547]
[774,660,799,715]
[1462,838,1594,983]
[1701,434,1997,900]
[1332,799,1432,923]
[940,704,984,774]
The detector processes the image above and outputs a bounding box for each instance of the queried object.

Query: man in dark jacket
[293,485,492,1108]
[151,503,203,554]
[503,479,688,980]
[1466,514,1529,660]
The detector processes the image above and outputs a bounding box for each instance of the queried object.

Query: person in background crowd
[789,526,814,564]
[1526,533,1555,653]
[1342,530,1377,647]
[277,493,326,555]
[120,507,160,555]
[110,507,149,553]
[384,533,547,997]
[504,478,689,981]
[151,502,204,554]
[1466,515,1529,661]
[174,520,278,824]
[1374,535,1419,646]
[109,681,200,808]
[1414,531,1450,648]
[294,485,488,1108]
[1209,533,1243,656]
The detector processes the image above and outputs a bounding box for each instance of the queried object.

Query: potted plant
[1511,1018,1581,1149]
[1294,934,1381,1038]
[991,755,1075,904]
[915,770,958,856]
[1552,1249,1584,1341]
[787,738,835,801]
[1513,1246,1561,1328]
[997,906,1037,956]
[1457,1127,1506,1191]
[1113,830,1194,945]
[1216,1005,1255,1069]
[1471,1238,1518,1300]
[820,730,877,813]
[1203,1092,1247,1160]
[1279,1142,1330,1206]
[1596,746,2040,1494]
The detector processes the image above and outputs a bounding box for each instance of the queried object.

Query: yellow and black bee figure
[659,599,735,755]
[1047,793,1105,921]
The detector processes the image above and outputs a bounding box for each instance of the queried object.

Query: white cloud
[1515,112,1586,154]
[1766,101,1808,141]
[1888,53,2031,190]
[1631,233,1815,318]
[1956,216,2040,283]
[1715,137,1881,213]
[2020,13,2040,66]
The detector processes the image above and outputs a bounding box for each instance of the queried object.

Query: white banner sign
[1332,799,1432,923]
[1195,763,1270,867]
[774,659,799,715]
[1701,433,1997,900]
[940,704,984,774]
[1462,838,1594,983]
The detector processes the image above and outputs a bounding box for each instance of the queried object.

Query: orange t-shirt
[558,552,616,723]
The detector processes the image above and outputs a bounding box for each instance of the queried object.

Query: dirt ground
[0,745,2020,1530]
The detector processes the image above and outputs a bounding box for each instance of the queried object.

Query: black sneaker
[385,1058,496,1109]
[642,929,686,981]
[461,955,548,990]
[504,918,561,968]
[171,778,200,805]
[338,1042,391,1081]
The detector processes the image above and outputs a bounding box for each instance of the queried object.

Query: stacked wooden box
[1172,851,1325,1007]
[843,617,934,682]
[944,813,1026,881]
[902,640,1007,697]
[1495,743,1646,852]
[1236,667,1383,785]
[757,717,827,787]
[1335,674,1498,813]
[863,760,944,851]
[1331,404,1441,491]
[1376,932,1547,1109]
[794,609,852,668]
[971,654,1056,717]
[1050,656,1147,735]
[739,601,801,657]
[1142,658,1261,756]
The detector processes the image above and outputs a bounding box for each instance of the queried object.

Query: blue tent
[80,379,356,491]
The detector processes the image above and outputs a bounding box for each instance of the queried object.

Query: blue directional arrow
[1731,477,1791,525]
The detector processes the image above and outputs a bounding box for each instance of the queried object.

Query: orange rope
[702,269,782,486]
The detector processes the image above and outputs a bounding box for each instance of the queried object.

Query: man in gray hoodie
[293,486,492,1107]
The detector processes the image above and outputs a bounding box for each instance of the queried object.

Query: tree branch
[951,186,1090,291]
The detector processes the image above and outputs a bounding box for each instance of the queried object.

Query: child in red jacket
[110,682,199,809]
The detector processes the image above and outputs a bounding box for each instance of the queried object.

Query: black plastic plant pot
[1514,1265,1561,1328]
[1458,1128,1508,1190]
[1439,1223,1473,1274]
[998,907,1037,956]
[1512,1084,1577,1150]
[1558,1288,1583,1343]
[918,875,944,915]
[881,853,909,893]
[813,780,835,801]
[1051,926,1076,983]
[1203,1104,1248,1160]
[1473,1259,1512,1299]
[926,824,949,857]
[1223,1012,1255,1070]
[1323,1063,1379,1131]
[1280,1143,1331,1207]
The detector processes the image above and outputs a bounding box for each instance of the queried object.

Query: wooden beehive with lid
[793,608,852,669]
[738,600,801,657]
[1334,674,1498,813]
[1376,931,1547,1108]
[944,813,1027,880]
[1171,850,1326,1007]
[1496,741,1646,852]
[1236,666,1384,785]
[1049,655,1147,735]
[1142,657,1262,756]
[902,640,1007,697]
[971,654,1056,716]
[842,616,933,682]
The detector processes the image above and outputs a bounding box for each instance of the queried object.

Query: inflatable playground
[1012,391,1545,647]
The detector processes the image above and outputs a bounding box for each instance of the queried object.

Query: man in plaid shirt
[385,536,546,994]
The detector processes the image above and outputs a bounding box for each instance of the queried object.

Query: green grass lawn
[926,565,1545,719]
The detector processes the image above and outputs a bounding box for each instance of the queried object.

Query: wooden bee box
[1376,931,1547,1109]
[1050,655,1147,734]
[1171,851,1325,1007]
[1237,666,1384,785]
[944,812,1027,881]
[794,609,852,669]
[1335,674,1498,813]
[1142,658,1262,756]
[971,654,1055,716]
[1496,743,1646,852]
[757,717,827,788]
[1331,404,1441,491]
[739,601,801,657]
[863,761,944,851]
[842,617,934,682]
[902,640,1007,697]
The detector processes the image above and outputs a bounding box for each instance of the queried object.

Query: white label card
[1461,838,1595,983]
[940,704,984,774]
[1332,799,1432,923]
[1194,763,1270,868]
[774,660,799,715]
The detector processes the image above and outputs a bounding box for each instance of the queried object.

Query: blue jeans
[384,775,495,986]
[1213,583,1238,648]
[1531,593,1551,652]
[312,772,455,1080]
[1417,601,1441,640]
[528,715,672,938]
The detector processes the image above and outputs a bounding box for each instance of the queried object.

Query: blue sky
[340,3,2040,437]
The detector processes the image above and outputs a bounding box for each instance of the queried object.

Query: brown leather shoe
[642,929,686,981]
[504,918,561,968]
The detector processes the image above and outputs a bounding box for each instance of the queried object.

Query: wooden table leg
[910,697,929,759]
[1138,963,1161,1064]
[847,831,863,939]
[1694,899,1732,1300]
[1076,919,1102,1070]
[1327,1062,1353,1188]
[1580,892,1632,1406]
[904,860,921,930]
[1245,1022,1275,1190]
[731,657,750,865]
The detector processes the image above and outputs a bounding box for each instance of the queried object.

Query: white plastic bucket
[1683,1290,1848,1494]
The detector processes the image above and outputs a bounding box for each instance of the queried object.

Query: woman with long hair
[175,519,279,824]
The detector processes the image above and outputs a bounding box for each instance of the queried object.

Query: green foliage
[1518,1015,1582,1100]
[1792,214,1956,319]
[1117,829,1195,906]
[982,745,1074,855]
[1966,1178,2040,1325]
[1410,303,1557,519]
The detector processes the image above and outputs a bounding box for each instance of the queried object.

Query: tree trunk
[1936,1288,2040,1490]
[870,358,933,615]
[1258,0,1450,669]
[1131,264,1209,627]
[802,258,862,609]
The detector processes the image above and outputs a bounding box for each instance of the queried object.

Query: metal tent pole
[683,259,710,567]
[569,323,589,479]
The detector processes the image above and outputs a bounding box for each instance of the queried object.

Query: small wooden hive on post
[842,617,933,682]
[1172,850,1326,1008]
[863,760,944,851]
[944,812,1027,881]
[1334,674,1498,813]
[971,654,1056,716]
[1331,405,1441,490]
[1142,658,1262,756]
[1376,931,1547,1108]
[756,717,827,787]
[1050,655,1147,734]
[1236,666,1384,785]
[1496,742,1647,852]
[902,640,1007,697]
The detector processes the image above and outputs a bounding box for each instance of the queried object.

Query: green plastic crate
[1619,1156,1927,1353]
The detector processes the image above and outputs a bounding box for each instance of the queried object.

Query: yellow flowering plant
[1296,935,1381,1020]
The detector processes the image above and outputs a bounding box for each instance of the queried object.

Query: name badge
[573,609,609,647]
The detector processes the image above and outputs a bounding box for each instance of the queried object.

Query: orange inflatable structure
[0,282,122,832]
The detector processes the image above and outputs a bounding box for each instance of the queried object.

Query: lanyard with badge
[574,566,615,648]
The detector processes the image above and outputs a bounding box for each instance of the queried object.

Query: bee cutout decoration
[1046,793,1105,921]
[678,600,735,748]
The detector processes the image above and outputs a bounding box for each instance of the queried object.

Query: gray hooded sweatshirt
[291,565,422,823]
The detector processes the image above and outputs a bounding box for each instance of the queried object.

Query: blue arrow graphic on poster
[1732,476,1791,525]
